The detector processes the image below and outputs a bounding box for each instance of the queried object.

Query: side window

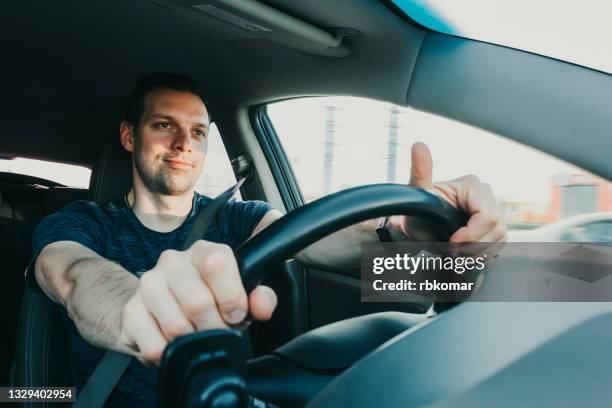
[267,97,612,240]
[0,157,91,187]
[194,123,239,198]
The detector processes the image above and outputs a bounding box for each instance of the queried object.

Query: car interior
[2,0,612,407]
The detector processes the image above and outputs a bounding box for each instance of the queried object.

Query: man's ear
[119,121,135,152]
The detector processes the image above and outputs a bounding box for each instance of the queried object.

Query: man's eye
[157,122,171,129]
[194,129,207,138]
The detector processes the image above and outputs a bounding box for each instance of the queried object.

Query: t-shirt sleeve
[221,198,273,248]
[27,201,107,293]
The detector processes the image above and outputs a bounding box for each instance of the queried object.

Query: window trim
[249,105,304,211]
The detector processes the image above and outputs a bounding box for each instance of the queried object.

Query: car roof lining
[1,0,423,167]
[1,0,610,182]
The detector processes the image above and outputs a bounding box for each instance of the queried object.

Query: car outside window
[195,123,239,198]
[267,97,612,240]
[562,221,612,242]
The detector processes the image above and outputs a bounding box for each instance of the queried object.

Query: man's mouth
[163,159,193,169]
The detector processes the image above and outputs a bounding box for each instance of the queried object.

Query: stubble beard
[133,151,195,196]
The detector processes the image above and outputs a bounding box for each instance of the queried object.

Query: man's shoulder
[44,199,99,219]
[218,196,273,230]
[50,199,103,217]
[45,197,129,225]
[32,199,114,256]
[59,199,99,210]
[194,192,271,216]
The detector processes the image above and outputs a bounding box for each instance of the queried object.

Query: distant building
[550,174,612,219]
[501,201,554,227]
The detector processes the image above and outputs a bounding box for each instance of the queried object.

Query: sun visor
[171,0,352,57]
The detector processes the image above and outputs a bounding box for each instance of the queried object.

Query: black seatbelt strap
[181,178,245,249]
[71,351,131,408]
[72,178,245,408]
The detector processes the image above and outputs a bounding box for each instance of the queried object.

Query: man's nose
[171,128,193,152]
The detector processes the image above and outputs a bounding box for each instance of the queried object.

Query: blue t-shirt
[31,192,272,407]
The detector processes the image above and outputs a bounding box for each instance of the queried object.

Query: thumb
[409,142,434,189]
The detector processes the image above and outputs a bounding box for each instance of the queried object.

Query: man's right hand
[118,240,277,366]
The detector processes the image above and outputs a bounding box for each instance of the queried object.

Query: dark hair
[123,72,208,129]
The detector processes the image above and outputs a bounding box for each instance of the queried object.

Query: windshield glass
[391,0,612,74]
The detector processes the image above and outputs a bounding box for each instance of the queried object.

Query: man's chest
[101,220,227,277]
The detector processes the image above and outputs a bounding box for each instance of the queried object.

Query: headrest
[89,140,132,205]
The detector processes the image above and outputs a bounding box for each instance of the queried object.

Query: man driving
[33,73,506,406]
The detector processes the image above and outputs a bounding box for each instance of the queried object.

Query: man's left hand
[392,142,507,243]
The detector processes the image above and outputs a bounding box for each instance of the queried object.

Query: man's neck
[126,186,195,233]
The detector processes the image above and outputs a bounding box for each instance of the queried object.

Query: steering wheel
[236,183,468,291]
[159,184,468,408]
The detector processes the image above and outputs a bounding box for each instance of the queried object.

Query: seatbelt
[72,178,245,408]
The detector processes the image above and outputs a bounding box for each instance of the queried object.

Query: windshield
[391,0,612,74]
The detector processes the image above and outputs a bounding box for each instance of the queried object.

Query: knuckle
[488,214,501,226]
[139,272,159,292]
[481,213,501,228]
[217,243,233,255]
[181,294,214,319]
[158,249,182,266]
[464,174,480,184]
[141,347,163,365]
[191,239,218,253]
[481,182,493,192]
[218,290,247,311]
[495,224,508,241]
[483,218,497,231]
[163,320,192,339]
[191,240,207,251]
[202,246,235,271]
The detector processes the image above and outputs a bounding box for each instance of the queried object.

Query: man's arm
[252,210,399,269]
[251,142,507,269]
[36,240,277,366]
[35,241,139,354]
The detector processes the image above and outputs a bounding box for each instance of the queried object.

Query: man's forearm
[64,257,138,352]
[297,217,407,269]
[36,245,139,354]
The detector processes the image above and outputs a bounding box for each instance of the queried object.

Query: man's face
[129,88,209,196]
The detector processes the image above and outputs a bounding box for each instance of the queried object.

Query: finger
[402,217,444,242]
[448,241,488,257]
[248,285,278,321]
[450,240,506,260]
[139,273,195,340]
[191,242,248,325]
[123,294,167,366]
[449,183,499,243]
[166,263,228,331]
[229,316,253,332]
[477,222,508,243]
[450,211,498,243]
[409,142,434,190]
